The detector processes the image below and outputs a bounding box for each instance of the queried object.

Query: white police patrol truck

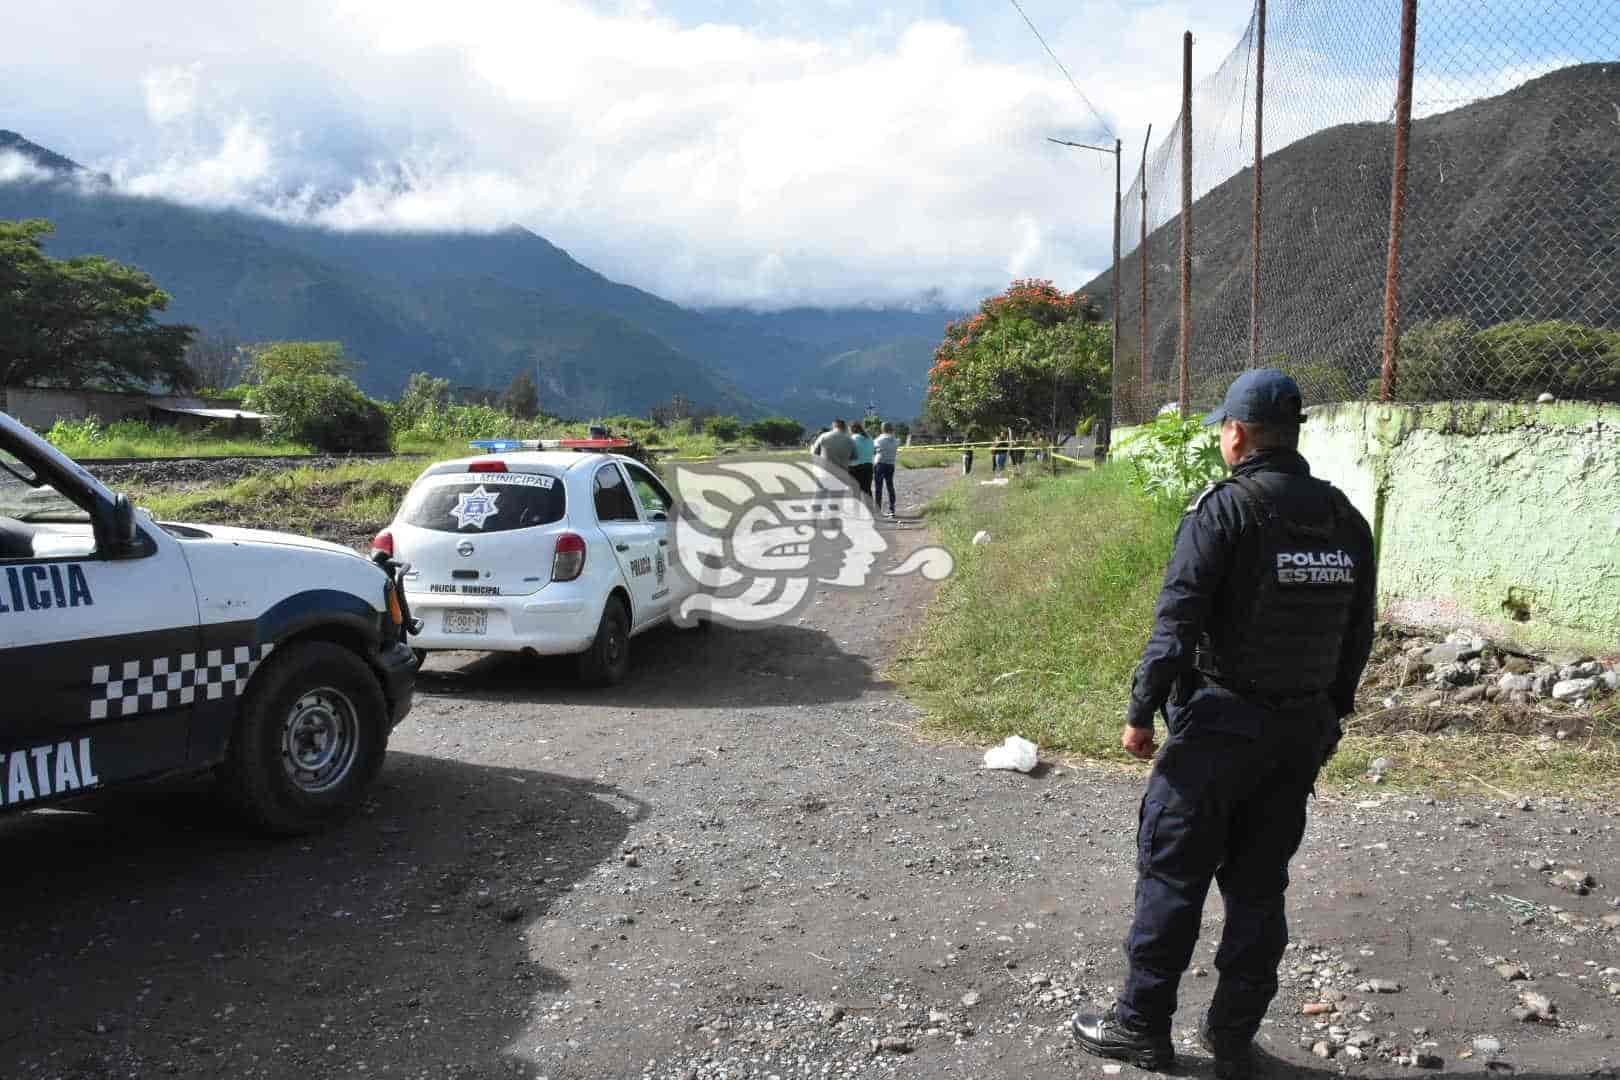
[377,439,695,685]
[0,412,416,833]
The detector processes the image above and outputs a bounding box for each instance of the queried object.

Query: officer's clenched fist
[1121,723,1157,761]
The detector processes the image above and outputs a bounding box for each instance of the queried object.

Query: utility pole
[1178,31,1193,418]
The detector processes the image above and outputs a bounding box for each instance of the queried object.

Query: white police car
[376,441,695,684]
[0,412,415,833]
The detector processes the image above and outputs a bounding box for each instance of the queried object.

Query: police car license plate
[443,610,487,635]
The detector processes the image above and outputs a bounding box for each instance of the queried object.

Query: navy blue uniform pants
[873,463,897,512]
[1116,697,1327,1041]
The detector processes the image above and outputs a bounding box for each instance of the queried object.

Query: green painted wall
[1114,402,1620,649]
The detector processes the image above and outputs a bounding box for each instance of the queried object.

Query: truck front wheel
[221,641,389,834]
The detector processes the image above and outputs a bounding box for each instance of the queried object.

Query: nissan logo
[457,540,475,558]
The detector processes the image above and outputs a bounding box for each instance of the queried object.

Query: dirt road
[2,467,1616,1080]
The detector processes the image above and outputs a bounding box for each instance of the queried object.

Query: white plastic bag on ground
[983,735,1039,773]
[972,530,992,545]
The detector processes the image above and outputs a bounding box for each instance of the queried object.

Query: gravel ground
[1,467,1617,1080]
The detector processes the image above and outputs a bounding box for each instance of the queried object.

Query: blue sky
[1,0,1602,309]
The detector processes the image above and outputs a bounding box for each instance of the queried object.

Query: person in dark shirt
[1073,369,1377,1078]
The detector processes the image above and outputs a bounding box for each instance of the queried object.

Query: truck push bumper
[376,641,417,727]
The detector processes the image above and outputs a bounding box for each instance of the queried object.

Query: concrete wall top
[3,387,251,430]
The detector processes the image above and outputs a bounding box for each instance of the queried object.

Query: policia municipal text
[1073,370,1377,1078]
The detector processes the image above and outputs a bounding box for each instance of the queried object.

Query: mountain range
[0,130,954,424]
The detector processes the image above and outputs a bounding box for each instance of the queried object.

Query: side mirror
[97,494,143,559]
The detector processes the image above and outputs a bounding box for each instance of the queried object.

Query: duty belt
[1195,668,1327,709]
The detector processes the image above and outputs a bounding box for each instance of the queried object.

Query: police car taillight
[552,532,587,582]
[371,529,395,557]
[468,460,508,473]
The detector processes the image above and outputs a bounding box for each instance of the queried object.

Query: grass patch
[46,419,310,459]
[896,465,1179,759]
[897,448,961,469]
[128,460,427,545]
[897,464,1620,796]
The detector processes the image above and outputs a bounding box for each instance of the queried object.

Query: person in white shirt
[872,423,900,517]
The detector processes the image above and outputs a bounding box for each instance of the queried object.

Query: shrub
[744,416,805,446]
[248,374,391,452]
[1390,319,1620,402]
[394,373,451,429]
[704,415,742,441]
[45,416,106,447]
[1117,411,1225,506]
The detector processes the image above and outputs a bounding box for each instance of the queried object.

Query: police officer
[1073,369,1377,1077]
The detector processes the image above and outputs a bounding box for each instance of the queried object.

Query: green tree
[744,416,805,446]
[244,340,355,383]
[501,369,540,419]
[0,218,195,390]
[926,279,1110,444]
[242,341,389,451]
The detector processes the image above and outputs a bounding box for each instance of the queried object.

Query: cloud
[0,152,55,185]
[2,0,1256,307]
[113,117,278,208]
[142,64,202,125]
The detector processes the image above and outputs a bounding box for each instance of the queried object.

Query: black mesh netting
[1106,1,1620,425]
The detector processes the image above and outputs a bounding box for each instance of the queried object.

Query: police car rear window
[400,472,566,533]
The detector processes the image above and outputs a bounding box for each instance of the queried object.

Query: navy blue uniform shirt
[1126,448,1377,731]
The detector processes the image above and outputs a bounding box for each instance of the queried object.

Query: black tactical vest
[1197,472,1363,698]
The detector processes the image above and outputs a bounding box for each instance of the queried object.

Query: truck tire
[220,641,389,834]
[576,596,631,686]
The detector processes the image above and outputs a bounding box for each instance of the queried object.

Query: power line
[1007,0,1115,138]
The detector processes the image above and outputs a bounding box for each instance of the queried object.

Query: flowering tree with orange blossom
[925,279,1109,444]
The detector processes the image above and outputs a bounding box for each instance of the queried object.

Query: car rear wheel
[576,596,631,686]
[220,641,389,834]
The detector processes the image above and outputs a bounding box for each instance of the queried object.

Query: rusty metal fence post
[1249,0,1266,369]
[1379,0,1418,402]
[1139,125,1152,420]
[1178,31,1193,417]
[1111,136,1122,426]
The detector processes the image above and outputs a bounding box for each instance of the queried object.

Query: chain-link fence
[1107,0,1620,425]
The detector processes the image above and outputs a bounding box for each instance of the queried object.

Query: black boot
[1199,1020,1263,1079]
[1071,1005,1174,1071]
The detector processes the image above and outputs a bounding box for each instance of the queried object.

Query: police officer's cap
[1203,368,1306,427]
